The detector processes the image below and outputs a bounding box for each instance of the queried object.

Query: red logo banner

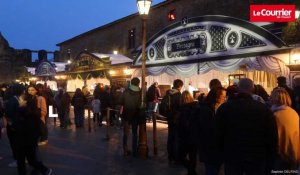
[250,5,295,22]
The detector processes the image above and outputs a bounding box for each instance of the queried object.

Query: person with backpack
[71,88,87,128]
[120,77,141,156]
[160,79,183,164]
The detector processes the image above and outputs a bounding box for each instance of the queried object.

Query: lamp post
[137,0,152,159]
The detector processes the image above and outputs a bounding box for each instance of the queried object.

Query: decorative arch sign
[133,15,288,67]
[35,61,56,76]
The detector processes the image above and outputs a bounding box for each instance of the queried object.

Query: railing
[52,104,159,156]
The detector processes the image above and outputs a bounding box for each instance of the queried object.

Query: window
[128,28,136,49]
[168,9,176,21]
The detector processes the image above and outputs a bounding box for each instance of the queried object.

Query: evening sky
[0,0,164,52]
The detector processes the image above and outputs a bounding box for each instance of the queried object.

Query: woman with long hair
[270,88,300,170]
[198,87,226,175]
[177,90,198,175]
[27,85,48,146]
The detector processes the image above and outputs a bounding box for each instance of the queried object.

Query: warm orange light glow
[123,68,132,75]
[55,75,67,80]
[109,70,116,75]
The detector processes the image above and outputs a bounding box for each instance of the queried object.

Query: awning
[91,53,133,65]
[132,56,290,77]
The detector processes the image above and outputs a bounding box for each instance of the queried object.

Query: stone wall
[57,0,299,61]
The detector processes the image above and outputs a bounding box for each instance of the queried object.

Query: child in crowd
[91,97,101,126]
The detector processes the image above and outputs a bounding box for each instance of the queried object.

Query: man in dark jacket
[5,84,26,168]
[120,77,141,156]
[216,78,277,175]
[164,79,183,164]
[146,82,161,122]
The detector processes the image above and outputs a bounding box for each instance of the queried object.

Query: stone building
[0,32,60,83]
[56,0,300,92]
[57,0,299,61]
[0,32,14,82]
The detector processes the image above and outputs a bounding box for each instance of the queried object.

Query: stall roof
[91,53,133,65]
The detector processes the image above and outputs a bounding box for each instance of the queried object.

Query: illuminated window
[168,9,176,21]
[128,28,136,49]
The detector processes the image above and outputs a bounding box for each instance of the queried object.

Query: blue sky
[0,0,164,51]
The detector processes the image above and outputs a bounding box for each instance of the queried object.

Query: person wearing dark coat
[164,79,183,164]
[216,78,277,175]
[15,94,52,175]
[71,88,87,128]
[197,87,226,175]
[5,84,26,168]
[120,77,141,156]
[177,90,198,175]
[97,85,110,126]
[146,82,161,122]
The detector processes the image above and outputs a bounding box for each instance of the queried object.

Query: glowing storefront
[132,16,292,93]
[66,51,133,92]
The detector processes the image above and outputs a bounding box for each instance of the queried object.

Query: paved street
[0,110,224,175]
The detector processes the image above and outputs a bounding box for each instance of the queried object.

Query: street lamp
[137,0,152,159]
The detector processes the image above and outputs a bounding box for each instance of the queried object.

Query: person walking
[270,88,300,170]
[15,93,52,175]
[120,77,141,156]
[216,78,277,175]
[198,87,226,175]
[71,88,87,128]
[5,84,27,168]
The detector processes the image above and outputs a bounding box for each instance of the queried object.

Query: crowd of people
[0,75,299,175]
[0,83,52,175]
[157,76,300,175]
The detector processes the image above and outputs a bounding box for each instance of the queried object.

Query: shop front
[133,15,292,94]
[35,60,58,90]
[66,51,133,93]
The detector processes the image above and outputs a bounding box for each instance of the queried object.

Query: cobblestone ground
[0,110,224,175]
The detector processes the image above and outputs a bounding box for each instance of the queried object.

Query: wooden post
[54,117,56,127]
[106,108,110,140]
[88,108,91,133]
[152,107,158,155]
[54,107,57,126]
